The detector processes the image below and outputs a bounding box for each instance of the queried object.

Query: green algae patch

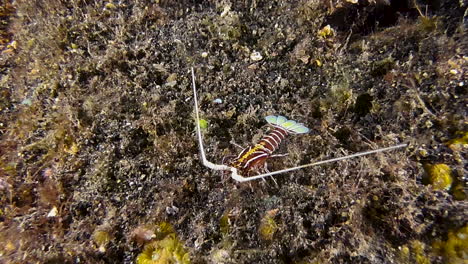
[198,119,208,130]
[152,222,176,240]
[136,234,190,264]
[93,229,112,253]
[136,222,190,264]
[432,225,468,263]
[398,240,430,264]
[447,131,468,151]
[451,182,466,201]
[370,57,395,77]
[411,240,431,264]
[219,211,230,236]
[423,163,453,191]
[259,209,279,241]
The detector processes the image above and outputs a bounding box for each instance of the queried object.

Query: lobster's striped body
[230,115,309,175]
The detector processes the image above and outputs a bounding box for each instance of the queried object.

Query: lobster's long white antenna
[192,68,232,171]
[191,67,407,182]
[229,143,407,182]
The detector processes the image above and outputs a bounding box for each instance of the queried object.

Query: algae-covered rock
[398,240,431,264]
[423,163,453,191]
[447,131,468,151]
[259,209,279,241]
[136,223,190,264]
[432,225,468,263]
[93,228,112,253]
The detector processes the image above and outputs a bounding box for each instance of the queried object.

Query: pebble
[250,51,263,61]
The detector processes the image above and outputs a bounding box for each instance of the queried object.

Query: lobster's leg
[270,153,288,158]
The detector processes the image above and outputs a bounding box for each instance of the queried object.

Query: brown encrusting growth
[0,0,466,263]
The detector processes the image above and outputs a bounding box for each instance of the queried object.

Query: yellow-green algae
[219,211,230,236]
[136,222,190,264]
[398,240,430,264]
[447,131,468,151]
[423,163,453,191]
[93,228,112,252]
[414,2,440,33]
[432,225,468,263]
[152,222,175,240]
[210,211,236,262]
[259,209,279,241]
[198,119,208,130]
[451,182,466,201]
[412,240,431,264]
[398,226,468,264]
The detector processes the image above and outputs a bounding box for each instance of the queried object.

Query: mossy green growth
[447,131,468,151]
[423,163,453,191]
[418,16,438,33]
[452,182,466,201]
[432,225,468,263]
[399,245,410,262]
[370,57,394,77]
[136,222,190,264]
[259,209,279,241]
[219,212,230,236]
[202,7,244,42]
[136,234,190,264]
[198,119,208,130]
[325,80,353,111]
[0,161,16,177]
[93,230,111,246]
[93,229,112,252]
[153,222,175,240]
[412,242,430,264]
[399,240,430,264]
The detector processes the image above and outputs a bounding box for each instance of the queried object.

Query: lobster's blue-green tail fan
[265,115,287,126]
[276,115,287,125]
[264,115,278,125]
[288,123,309,134]
[265,115,310,134]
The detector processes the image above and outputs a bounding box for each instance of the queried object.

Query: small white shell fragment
[250,51,263,61]
[98,245,106,253]
[213,98,223,104]
[165,81,177,87]
[201,51,208,58]
[47,206,58,217]
[21,98,32,105]
[220,5,231,17]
